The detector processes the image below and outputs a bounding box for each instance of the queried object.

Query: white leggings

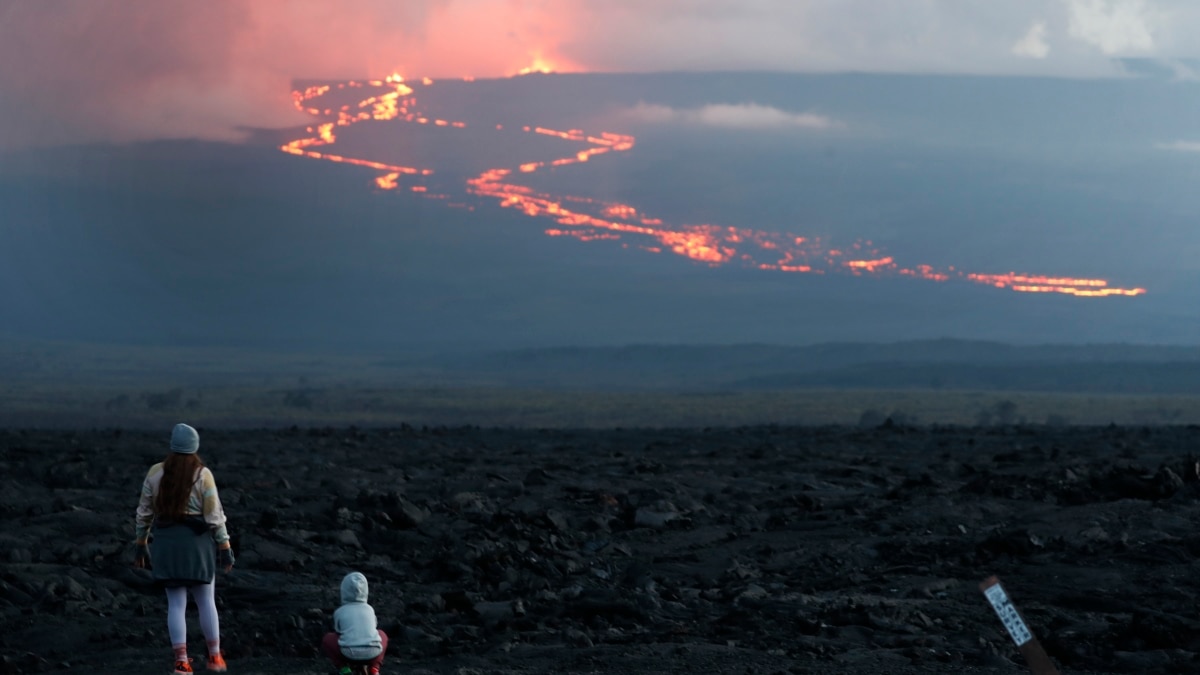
[165,582,219,647]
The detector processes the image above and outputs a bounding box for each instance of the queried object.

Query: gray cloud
[623,102,843,130]
[1012,20,1051,58]
[1156,140,1200,152]
[1067,0,1157,54]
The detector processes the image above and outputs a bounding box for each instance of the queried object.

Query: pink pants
[321,631,388,669]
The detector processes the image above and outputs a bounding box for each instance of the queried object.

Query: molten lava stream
[278,75,1146,298]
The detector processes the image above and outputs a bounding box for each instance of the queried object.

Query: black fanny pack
[153,515,211,536]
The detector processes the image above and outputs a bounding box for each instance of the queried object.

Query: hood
[340,571,369,604]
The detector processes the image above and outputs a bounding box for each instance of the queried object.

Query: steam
[1012,21,1051,59]
[623,103,843,131]
[1067,0,1156,55]
[0,0,555,149]
[1156,140,1200,152]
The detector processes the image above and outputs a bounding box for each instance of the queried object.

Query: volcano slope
[2,424,1200,674]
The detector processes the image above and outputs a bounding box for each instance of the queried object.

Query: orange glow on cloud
[278,73,1146,299]
[0,1,590,149]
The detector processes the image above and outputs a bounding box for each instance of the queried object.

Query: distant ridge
[4,337,1200,394]
[450,339,1200,392]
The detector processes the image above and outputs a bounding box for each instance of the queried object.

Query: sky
[1,0,1198,351]
[3,0,1200,148]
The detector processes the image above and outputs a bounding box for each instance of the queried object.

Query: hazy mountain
[2,72,1197,351]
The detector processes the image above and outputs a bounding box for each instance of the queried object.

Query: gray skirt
[150,519,216,587]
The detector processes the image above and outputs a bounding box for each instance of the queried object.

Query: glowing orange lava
[516,55,561,76]
[279,75,1147,298]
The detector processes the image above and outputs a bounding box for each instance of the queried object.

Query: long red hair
[154,452,204,521]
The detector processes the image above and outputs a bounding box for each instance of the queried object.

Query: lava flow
[279,75,1147,298]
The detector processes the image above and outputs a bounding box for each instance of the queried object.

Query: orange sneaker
[174,658,194,674]
[206,652,227,672]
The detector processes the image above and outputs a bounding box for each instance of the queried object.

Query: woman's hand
[218,543,235,573]
[134,541,151,569]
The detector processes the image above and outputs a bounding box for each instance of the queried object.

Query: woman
[134,423,235,674]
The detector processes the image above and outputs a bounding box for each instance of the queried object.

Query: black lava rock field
[3,424,1200,674]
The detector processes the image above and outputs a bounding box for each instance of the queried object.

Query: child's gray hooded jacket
[334,572,384,660]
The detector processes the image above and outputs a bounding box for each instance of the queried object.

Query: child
[321,572,388,675]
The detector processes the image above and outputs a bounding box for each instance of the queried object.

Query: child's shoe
[174,657,194,674]
[337,667,353,675]
[206,651,227,672]
[369,667,380,675]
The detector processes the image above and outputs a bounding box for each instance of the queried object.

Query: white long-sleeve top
[134,463,229,544]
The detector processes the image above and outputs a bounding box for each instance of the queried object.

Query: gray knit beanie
[170,423,200,454]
